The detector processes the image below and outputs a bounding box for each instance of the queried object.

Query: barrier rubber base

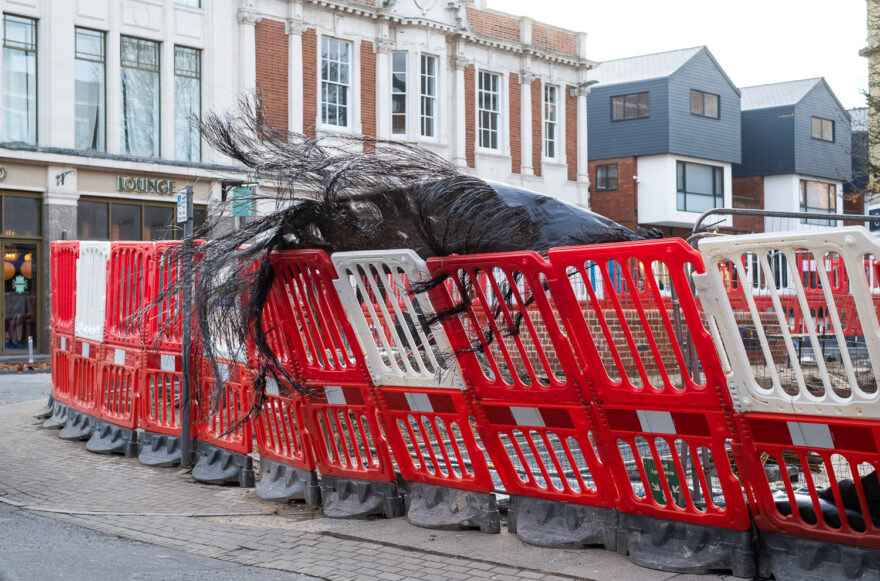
[617,513,755,578]
[41,402,68,429]
[405,482,500,533]
[255,458,321,505]
[34,394,54,419]
[138,432,182,467]
[58,409,94,441]
[86,419,138,457]
[320,475,404,519]
[191,441,255,487]
[507,496,617,549]
[758,531,880,580]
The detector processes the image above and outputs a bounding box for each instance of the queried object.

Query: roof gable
[587,46,703,86]
[740,78,822,110]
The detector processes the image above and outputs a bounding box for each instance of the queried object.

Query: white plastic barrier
[74,241,111,342]
[694,227,880,418]
[331,249,465,389]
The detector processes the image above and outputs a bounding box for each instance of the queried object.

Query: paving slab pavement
[0,394,731,581]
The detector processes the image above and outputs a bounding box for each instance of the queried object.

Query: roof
[740,78,823,110]
[588,46,702,85]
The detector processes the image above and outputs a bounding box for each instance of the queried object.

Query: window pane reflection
[4,196,40,236]
[77,200,109,239]
[111,203,141,240]
[144,205,177,240]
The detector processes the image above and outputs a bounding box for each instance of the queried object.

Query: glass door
[2,241,38,353]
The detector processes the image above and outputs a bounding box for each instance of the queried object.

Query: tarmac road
[0,371,50,406]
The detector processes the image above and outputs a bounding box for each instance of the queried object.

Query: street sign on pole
[179,186,195,468]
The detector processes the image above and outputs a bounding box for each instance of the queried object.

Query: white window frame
[419,53,437,140]
[320,36,351,129]
[543,84,559,160]
[477,70,501,151]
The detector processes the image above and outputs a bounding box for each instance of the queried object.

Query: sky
[490,0,869,110]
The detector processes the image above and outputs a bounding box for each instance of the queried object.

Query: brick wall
[531,78,542,177]
[566,85,577,182]
[255,19,289,131]
[465,64,475,168]
[532,24,577,56]
[589,157,638,232]
[509,73,521,174]
[302,28,318,137]
[466,8,520,42]
[732,176,765,233]
[361,40,376,152]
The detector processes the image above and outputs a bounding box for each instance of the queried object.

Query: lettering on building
[116,176,175,194]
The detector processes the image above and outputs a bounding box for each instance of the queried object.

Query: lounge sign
[116,175,176,194]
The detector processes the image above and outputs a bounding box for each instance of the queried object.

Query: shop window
[144,205,176,240]
[77,200,108,239]
[111,203,141,240]
[4,196,40,237]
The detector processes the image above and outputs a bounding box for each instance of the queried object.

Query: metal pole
[179,186,195,468]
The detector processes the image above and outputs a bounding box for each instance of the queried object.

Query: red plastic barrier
[739,413,880,549]
[194,360,252,455]
[96,344,141,430]
[69,337,101,416]
[142,240,205,351]
[544,239,751,530]
[50,241,78,334]
[265,250,396,482]
[253,372,315,472]
[104,242,154,347]
[426,251,618,507]
[139,351,186,437]
[50,331,74,405]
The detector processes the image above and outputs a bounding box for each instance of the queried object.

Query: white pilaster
[576,85,591,207]
[286,2,306,134]
[106,1,122,154]
[237,1,260,94]
[44,2,75,148]
[160,0,174,158]
[450,52,469,168]
[520,71,535,176]
[375,26,393,139]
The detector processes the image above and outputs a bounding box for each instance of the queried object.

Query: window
[174,46,201,162]
[74,28,105,151]
[800,179,837,226]
[3,14,37,144]
[595,164,618,191]
[420,54,436,138]
[77,199,186,240]
[811,116,834,141]
[3,195,40,236]
[121,36,160,157]
[611,92,649,121]
[391,51,406,135]
[544,84,558,158]
[676,161,724,213]
[690,89,719,119]
[175,0,200,7]
[321,37,350,127]
[478,71,500,150]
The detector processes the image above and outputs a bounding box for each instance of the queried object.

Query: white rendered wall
[763,173,845,232]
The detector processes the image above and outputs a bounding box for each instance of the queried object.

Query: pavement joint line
[0,496,274,517]
[318,530,597,581]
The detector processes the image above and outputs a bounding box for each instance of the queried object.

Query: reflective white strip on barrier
[60,337,66,351]
[787,421,834,448]
[160,354,176,372]
[404,392,434,413]
[74,241,110,342]
[114,348,125,366]
[637,410,676,434]
[695,227,880,417]
[331,249,465,390]
[511,406,545,427]
[324,385,346,405]
[265,377,280,397]
[81,342,89,358]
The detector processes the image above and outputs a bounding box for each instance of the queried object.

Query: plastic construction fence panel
[74,241,110,342]
[50,241,79,334]
[254,374,315,471]
[600,405,751,530]
[51,331,74,405]
[142,241,202,352]
[695,227,880,418]
[266,249,396,482]
[139,351,185,437]
[69,338,101,416]
[739,413,880,549]
[96,344,141,430]
[425,251,585,405]
[194,361,252,455]
[104,242,155,348]
[331,249,466,390]
[546,239,731,411]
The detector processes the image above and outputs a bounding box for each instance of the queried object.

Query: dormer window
[811,116,834,142]
[690,90,719,119]
[611,92,649,121]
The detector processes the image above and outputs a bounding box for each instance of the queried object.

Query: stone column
[42,166,79,353]
[237,0,261,94]
[374,32,394,139]
[520,71,535,176]
[576,84,591,207]
[286,8,307,134]
[450,53,470,169]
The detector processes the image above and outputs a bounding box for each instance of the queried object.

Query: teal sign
[232,187,253,218]
[12,275,27,294]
